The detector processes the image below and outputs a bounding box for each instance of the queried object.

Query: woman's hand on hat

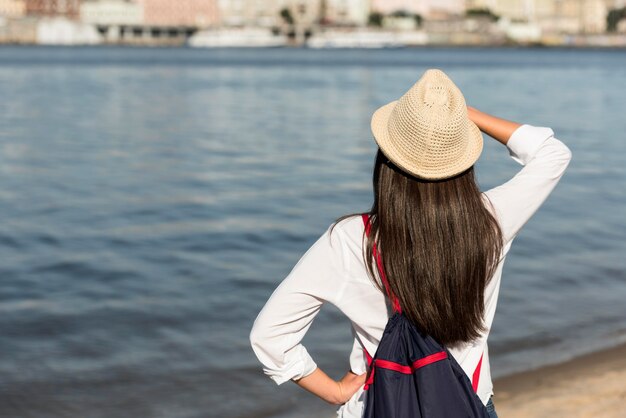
[335,369,368,404]
[466,105,523,146]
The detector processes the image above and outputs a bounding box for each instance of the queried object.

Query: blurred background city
[1,0,626,47]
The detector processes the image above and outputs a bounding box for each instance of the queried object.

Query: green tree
[466,7,499,22]
[414,13,423,28]
[607,7,626,32]
[390,9,410,18]
[280,7,294,25]
[368,11,383,27]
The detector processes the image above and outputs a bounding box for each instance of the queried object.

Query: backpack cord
[362,213,403,314]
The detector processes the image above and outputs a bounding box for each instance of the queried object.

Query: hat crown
[387,69,471,169]
[370,68,483,180]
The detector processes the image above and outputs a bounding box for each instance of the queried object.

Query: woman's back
[250,122,571,417]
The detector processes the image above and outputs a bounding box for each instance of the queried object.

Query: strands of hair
[330,148,504,347]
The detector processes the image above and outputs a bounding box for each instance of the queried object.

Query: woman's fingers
[338,371,368,402]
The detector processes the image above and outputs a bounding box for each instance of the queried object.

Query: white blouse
[249,124,572,417]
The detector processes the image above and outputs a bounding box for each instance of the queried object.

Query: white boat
[37,17,101,45]
[188,28,287,48]
[306,30,405,49]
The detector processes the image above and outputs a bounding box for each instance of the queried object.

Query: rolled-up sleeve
[483,124,573,244]
[249,224,350,385]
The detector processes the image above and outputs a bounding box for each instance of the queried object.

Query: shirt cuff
[266,344,318,386]
[506,124,555,166]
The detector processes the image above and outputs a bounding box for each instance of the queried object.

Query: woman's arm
[468,106,573,244]
[249,223,366,404]
[467,106,522,146]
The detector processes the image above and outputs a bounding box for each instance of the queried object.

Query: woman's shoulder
[327,213,366,240]
[324,214,368,261]
[324,214,371,279]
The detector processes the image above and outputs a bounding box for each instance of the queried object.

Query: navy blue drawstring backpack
[360,214,490,418]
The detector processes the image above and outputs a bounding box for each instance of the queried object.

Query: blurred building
[80,0,211,44]
[370,0,419,14]
[80,0,143,26]
[219,0,323,27]
[24,0,80,19]
[0,0,26,17]
[36,14,100,43]
[217,0,370,28]
[371,0,465,18]
[466,0,610,34]
[382,14,421,30]
[278,0,321,28]
[218,0,285,27]
[321,0,370,26]
[138,0,219,27]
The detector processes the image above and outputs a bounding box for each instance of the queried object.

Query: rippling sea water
[0,46,625,418]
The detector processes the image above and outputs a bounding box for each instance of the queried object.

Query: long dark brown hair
[330,148,504,347]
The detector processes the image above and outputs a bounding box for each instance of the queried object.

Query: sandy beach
[492,342,626,417]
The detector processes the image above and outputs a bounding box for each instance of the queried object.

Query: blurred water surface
[0,46,625,418]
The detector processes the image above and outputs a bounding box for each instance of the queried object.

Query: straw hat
[371,69,483,180]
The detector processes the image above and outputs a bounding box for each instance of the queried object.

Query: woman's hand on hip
[335,370,368,405]
[292,366,366,405]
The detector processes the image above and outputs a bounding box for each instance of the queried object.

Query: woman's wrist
[336,380,346,405]
[292,367,345,405]
[466,105,522,146]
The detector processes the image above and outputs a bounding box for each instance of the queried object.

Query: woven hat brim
[370,100,483,180]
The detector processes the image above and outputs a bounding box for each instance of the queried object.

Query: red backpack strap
[361,214,402,314]
[472,351,484,392]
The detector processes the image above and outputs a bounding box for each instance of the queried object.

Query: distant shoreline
[493,340,626,416]
[0,43,625,50]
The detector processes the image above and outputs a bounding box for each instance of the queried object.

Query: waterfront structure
[80,0,220,45]
[80,0,143,26]
[24,0,80,19]
[188,27,288,47]
[382,14,420,30]
[466,0,610,34]
[137,0,219,27]
[3,0,626,46]
[371,0,465,18]
[285,0,321,26]
[370,0,420,14]
[79,0,144,43]
[322,0,370,26]
[0,0,26,17]
[217,0,369,28]
[36,15,100,43]
[218,0,286,27]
